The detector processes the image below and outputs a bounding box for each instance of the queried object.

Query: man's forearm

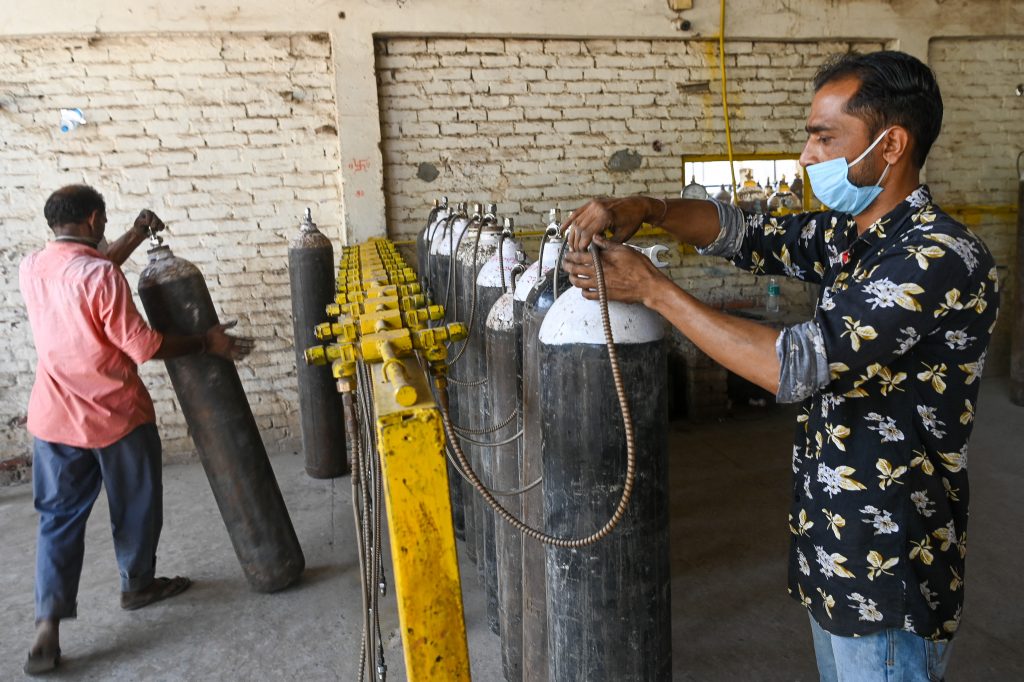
[650,198,724,250]
[644,276,781,394]
[152,333,205,360]
[102,227,147,266]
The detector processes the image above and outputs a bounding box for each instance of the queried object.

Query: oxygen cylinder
[288,209,347,479]
[139,238,305,593]
[501,214,563,682]
[452,203,508,633]
[447,202,484,569]
[1012,157,1024,405]
[430,202,469,316]
[538,284,671,681]
[514,211,563,319]
[431,203,472,547]
[418,196,449,300]
[479,219,524,669]
[520,266,570,682]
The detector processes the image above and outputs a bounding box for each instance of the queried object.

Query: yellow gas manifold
[304,237,470,682]
[306,239,466,406]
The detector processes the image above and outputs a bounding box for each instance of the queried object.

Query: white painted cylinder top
[538,284,665,346]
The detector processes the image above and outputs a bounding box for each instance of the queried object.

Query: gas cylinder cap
[147,227,164,249]
[301,207,317,231]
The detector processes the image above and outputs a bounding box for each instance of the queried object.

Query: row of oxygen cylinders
[416,198,672,682]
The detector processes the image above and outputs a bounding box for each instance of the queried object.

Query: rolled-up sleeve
[695,199,747,258]
[96,266,163,365]
[775,320,831,403]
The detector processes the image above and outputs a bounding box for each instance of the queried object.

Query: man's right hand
[563,196,663,251]
[204,321,255,361]
[132,209,165,238]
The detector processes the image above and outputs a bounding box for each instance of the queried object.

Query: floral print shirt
[703,186,999,640]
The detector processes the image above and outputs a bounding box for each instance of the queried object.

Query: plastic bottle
[59,108,86,133]
[766,277,781,314]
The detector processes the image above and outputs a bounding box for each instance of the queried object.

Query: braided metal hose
[447,374,487,387]
[444,215,477,326]
[446,221,483,366]
[343,390,370,681]
[552,237,570,301]
[439,213,464,315]
[349,358,389,682]
[442,443,543,498]
[456,427,524,448]
[452,407,517,435]
[435,242,636,548]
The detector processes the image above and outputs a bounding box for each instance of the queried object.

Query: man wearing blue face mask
[562,50,998,680]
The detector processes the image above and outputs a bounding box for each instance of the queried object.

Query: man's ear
[881,126,912,167]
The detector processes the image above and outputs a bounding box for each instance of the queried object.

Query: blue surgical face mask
[805,127,892,216]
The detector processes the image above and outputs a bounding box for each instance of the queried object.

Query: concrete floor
[1,378,1021,681]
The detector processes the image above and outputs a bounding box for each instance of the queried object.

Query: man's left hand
[562,235,666,305]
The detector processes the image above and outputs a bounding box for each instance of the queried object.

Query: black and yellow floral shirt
[702,186,999,641]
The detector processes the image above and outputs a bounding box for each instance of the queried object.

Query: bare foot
[24,619,60,675]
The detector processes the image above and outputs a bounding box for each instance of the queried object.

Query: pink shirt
[20,241,163,448]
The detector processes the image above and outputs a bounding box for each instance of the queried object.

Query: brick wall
[927,37,1023,374]
[0,33,342,477]
[375,37,885,418]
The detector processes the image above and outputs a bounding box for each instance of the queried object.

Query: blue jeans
[809,613,952,682]
[33,424,163,621]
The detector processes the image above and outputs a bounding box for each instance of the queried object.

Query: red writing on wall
[347,159,370,173]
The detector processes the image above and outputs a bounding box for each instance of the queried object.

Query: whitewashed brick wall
[376,36,886,418]
[0,33,342,478]
[928,37,1023,373]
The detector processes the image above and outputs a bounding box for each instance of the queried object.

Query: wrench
[623,243,671,268]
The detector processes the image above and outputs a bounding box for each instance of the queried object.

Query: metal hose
[343,390,370,682]
[446,221,484,366]
[443,445,542,498]
[447,374,487,387]
[452,406,517,435]
[455,427,524,448]
[444,215,477,326]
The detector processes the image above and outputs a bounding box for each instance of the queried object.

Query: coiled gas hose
[435,241,636,548]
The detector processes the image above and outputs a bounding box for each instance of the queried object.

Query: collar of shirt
[837,185,933,267]
[48,239,104,257]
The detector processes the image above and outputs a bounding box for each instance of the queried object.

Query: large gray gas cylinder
[519,267,567,682]
[452,206,504,634]
[479,228,523,677]
[432,205,472,548]
[538,284,671,681]
[288,209,347,479]
[139,241,305,593]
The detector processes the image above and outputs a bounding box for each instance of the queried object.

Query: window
[680,153,820,215]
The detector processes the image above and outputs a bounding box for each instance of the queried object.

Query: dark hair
[813,50,943,168]
[43,184,106,228]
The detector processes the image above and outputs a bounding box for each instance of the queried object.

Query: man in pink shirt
[19,184,254,675]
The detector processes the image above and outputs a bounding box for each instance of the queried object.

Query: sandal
[120,576,192,611]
